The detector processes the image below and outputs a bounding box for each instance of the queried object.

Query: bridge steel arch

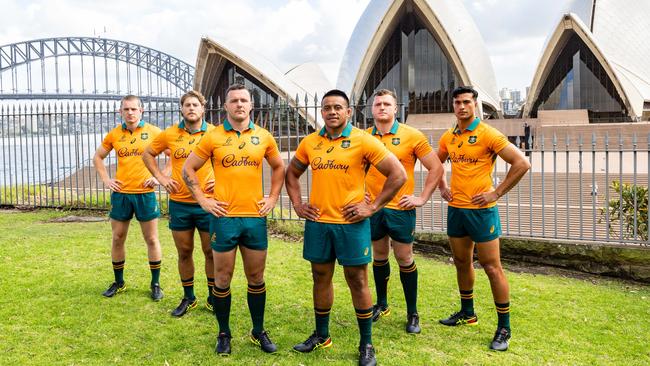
[0,36,194,100]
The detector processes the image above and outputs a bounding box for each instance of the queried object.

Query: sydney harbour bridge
[0,36,193,102]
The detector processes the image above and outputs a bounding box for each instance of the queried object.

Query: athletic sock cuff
[355,307,373,319]
[399,261,417,272]
[212,286,231,298]
[247,282,266,294]
[373,259,389,266]
[314,307,331,316]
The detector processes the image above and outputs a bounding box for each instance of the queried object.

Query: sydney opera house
[193,0,650,127]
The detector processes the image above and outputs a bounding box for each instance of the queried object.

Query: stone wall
[414,232,650,283]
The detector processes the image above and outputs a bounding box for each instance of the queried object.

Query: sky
[0,0,574,96]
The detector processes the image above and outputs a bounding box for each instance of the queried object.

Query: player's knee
[143,235,159,247]
[481,262,503,279]
[453,255,473,269]
[394,252,413,266]
[215,271,233,287]
[177,249,193,262]
[202,246,213,259]
[112,230,128,243]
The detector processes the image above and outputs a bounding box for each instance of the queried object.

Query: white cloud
[0,0,570,93]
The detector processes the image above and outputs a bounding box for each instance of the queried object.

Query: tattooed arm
[183,152,228,217]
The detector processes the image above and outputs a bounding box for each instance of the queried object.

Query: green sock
[247,283,266,335]
[355,307,373,346]
[181,277,195,300]
[495,302,511,329]
[212,286,231,335]
[399,261,418,314]
[112,260,125,285]
[460,289,474,315]
[372,259,390,307]
[149,260,161,286]
[207,277,215,304]
[315,307,331,338]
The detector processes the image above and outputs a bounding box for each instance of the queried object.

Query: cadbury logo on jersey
[448,152,478,165]
[173,148,191,159]
[310,157,349,173]
[222,154,260,168]
[117,147,142,157]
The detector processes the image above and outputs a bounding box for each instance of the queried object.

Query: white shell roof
[194,37,322,127]
[527,0,650,119]
[284,62,333,103]
[336,0,500,112]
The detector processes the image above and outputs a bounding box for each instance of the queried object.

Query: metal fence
[1,97,648,246]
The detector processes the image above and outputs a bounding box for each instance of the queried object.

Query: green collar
[371,119,399,135]
[319,122,352,139]
[122,120,145,130]
[453,117,480,135]
[223,119,254,132]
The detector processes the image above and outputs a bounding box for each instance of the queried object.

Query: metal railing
[1,97,648,246]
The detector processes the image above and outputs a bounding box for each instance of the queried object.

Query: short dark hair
[322,89,350,107]
[225,83,251,100]
[373,89,397,103]
[451,86,478,100]
[120,95,143,109]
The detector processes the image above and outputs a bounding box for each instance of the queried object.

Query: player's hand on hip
[294,203,320,221]
[158,176,180,194]
[143,176,159,188]
[258,196,278,216]
[398,194,426,209]
[471,191,497,206]
[440,187,452,202]
[204,179,215,193]
[343,202,375,222]
[200,199,229,218]
[104,178,123,192]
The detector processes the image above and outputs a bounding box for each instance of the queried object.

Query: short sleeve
[264,132,281,160]
[193,130,214,160]
[101,131,114,151]
[362,132,389,166]
[438,130,451,154]
[294,137,309,166]
[148,128,168,154]
[413,130,433,159]
[487,126,510,154]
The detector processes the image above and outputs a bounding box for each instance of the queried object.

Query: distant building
[524,0,650,122]
[336,0,501,124]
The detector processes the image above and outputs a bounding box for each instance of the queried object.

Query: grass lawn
[1,209,649,365]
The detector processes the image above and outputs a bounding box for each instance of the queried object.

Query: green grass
[1,209,650,365]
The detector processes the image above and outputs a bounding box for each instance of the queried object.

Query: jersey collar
[319,121,352,139]
[371,119,399,136]
[122,120,145,130]
[223,119,254,132]
[453,117,480,135]
[178,119,208,133]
